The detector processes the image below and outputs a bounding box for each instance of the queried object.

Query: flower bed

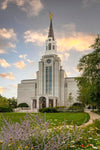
[0,113,100,150]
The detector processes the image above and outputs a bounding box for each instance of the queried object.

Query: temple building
[17,15,78,111]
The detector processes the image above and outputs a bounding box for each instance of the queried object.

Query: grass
[0,112,90,129]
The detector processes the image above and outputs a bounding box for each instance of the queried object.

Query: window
[49,66,52,94]
[46,66,52,94]
[46,67,48,93]
[48,43,51,50]
[53,45,55,50]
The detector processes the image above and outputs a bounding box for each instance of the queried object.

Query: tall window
[46,67,48,93]
[53,45,55,50]
[48,43,51,50]
[46,66,52,94]
[49,66,52,94]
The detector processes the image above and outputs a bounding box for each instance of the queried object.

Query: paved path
[81,111,100,127]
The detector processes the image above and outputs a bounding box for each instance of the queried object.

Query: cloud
[58,52,69,61]
[74,67,79,73]
[0,28,17,54]
[0,28,16,40]
[24,30,47,45]
[0,72,15,80]
[19,54,27,59]
[57,32,95,52]
[1,0,44,16]
[0,49,7,54]
[66,72,71,76]
[0,59,11,68]
[26,59,34,64]
[24,26,95,52]
[11,85,18,88]
[19,54,34,64]
[0,87,6,94]
[82,0,100,7]
[14,60,26,69]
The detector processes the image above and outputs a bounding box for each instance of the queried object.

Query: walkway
[81,111,100,127]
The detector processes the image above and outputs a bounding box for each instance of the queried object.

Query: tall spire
[48,13,54,40]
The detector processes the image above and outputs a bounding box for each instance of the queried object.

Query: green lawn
[0,112,90,129]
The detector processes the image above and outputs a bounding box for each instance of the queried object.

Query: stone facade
[17,17,78,111]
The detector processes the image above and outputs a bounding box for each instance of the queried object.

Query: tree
[0,95,9,107]
[67,93,74,107]
[76,35,100,109]
[8,97,17,108]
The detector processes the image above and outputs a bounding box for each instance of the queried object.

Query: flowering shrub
[0,113,100,150]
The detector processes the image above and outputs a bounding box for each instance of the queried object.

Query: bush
[17,103,29,108]
[56,106,66,108]
[73,102,85,107]
[0,106,13,112]
[68,105,84,112]
[39,107,57,113]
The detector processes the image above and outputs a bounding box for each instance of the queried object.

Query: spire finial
[50,12,53,21]
[48,12,54,40]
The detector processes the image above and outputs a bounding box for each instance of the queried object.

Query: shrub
[17,103,29,108]
[68,105,84,112]
[56,106,66,108]
[73,102,85,107]
[39,107,57,113]
[0,106,13,112]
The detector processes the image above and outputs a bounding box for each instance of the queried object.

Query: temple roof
[48,19,54,40]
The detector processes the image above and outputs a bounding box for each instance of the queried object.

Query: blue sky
[0,0,100,98]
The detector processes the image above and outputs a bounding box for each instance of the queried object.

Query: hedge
[39,107,57,113]
[17,103,29,108]
[0,106,13,112]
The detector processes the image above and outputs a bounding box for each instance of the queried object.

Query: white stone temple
[17,15,78,111]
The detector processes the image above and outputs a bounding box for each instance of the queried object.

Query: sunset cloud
[24,30,46,45]
[24,27,95,52]
[19,54,27,59]
[0,59,11,68]
[14,61,26,69]
[57,32,95,52]
[19,54,34,64]
[11,85,18,88]
[0,28,17,54]
[0,73,15,80]
[0,28,16,40]
[58,52,69,61]
[0,49,7,54]
[1,0,44,16]
[0,87,6,94]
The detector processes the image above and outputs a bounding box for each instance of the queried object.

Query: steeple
[45,13,57,55]
[48,13,54,40]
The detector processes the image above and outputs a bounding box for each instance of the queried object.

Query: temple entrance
[39,97,46,108]
[49,99,53,107]
[33,99,37,108]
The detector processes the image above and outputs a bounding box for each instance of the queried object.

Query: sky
[0,0,100,98]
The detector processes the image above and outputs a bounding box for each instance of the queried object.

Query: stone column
[31,99,33,111]
[53,98,56,107]
[46,97,49,107]
[37,97,39,109]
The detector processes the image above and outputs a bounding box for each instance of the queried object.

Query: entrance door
[33,100,37,108]
[39,97,46,108]
[49,99,53,107]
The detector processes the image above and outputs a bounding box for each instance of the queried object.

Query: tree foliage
[0,95,17,108]
[76,35,100,108]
